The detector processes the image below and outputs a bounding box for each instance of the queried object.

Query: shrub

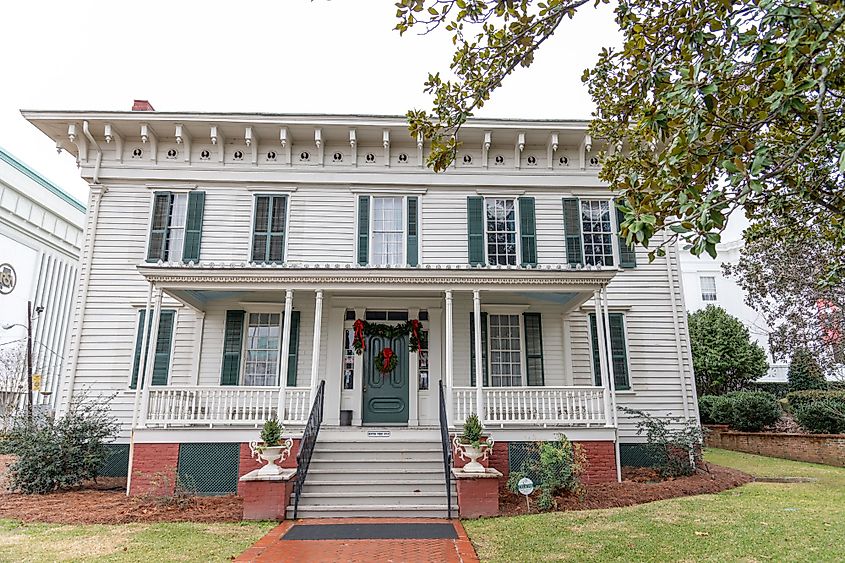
[621,407,704,478]
[4,394,119,494]
[787,349,827,392]
[786,390,845,412]
[727,391,781,431]
[697,395,723,424]
[749,381,791,399]
[507,437,585,511]
[260,418,284,447]
[460,413,484,447]
[794,399,845,434]
[709,395,735,425]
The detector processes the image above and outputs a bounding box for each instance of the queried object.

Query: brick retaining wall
[705,425,845,467]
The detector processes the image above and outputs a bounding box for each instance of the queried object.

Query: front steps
[286,428,457,518]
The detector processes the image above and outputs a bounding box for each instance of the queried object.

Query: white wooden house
[24,109,699,517]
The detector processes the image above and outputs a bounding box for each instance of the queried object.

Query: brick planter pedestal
[452,467,502,518]
[238,468,296,521]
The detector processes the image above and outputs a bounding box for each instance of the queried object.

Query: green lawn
[464,448,845,562]
[0,520,275,562]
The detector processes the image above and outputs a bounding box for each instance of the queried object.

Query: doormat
[282,523,458,540]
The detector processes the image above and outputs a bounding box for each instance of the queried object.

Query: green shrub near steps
[794,399,845,434]
[727,391,782,431]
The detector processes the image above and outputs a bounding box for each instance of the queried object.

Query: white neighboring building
[679,238,788,382]
[0,146,85,412]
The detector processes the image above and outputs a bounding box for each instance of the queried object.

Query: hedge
[785,390,845,411]
[699,391,781,431]
[794,399,845,434]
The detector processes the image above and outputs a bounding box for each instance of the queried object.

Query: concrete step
[311,448,443,461]
[308,459,443,472]
[298,490,449,506]
[311,440,443,451]
[286,504,453,519]
[302,479,452,494]
[305,467,444,482]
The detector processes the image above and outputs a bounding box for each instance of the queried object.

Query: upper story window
[485,198,518,266]
[701,276,717,301]
[580,200,615,267]
[357,195,419,267]
[372,196,404,266]
[251,195,287,263]
[147,191,205,263]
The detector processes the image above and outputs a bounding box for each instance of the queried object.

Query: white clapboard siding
[287,186,356,264]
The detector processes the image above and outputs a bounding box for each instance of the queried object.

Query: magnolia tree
[688,305,768,395]
[725,217,845,375]
[395,0,845,273]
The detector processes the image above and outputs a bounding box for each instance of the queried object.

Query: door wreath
[375,347,398,374]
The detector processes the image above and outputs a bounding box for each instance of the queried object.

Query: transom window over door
[252,195,287,263]
[244,313,281,386]
[372,196,404,265]
[488,314,522,386]
[580,200,615,266]
[486,198,517,265]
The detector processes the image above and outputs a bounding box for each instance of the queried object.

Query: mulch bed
[499,464,753,516]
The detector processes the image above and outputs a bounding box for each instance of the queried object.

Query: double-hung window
[467,196,536,267]
[243,313,281,386]
[147,191,205,263]
[588,313,631,390]
[485,199,518,266]
[251,195,287,263]
[470,311,545,388]
[488,314,522,386]
[372,196,404,265]
[356,195,420,266]
[700,276,717,302]
[580,200,614,267]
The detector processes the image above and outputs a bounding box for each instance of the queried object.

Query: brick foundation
[129,443,180,496]
[705,425,845,467]
[240,478,295,521]
[455,474,501,518]
[482,440,617,484]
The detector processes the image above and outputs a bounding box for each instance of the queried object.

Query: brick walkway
[235,518,480,563]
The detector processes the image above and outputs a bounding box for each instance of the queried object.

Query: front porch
[130,264,624,433]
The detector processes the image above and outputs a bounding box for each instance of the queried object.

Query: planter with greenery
[452,413,494,473]
[248,418,293,475]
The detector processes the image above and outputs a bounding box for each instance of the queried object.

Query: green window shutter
[357,196,370,265]
[152,310,175,385]
[616,207,636,268]
[407,196,419,266]
[221,310,245,385]
[518,197,537,267]
[467,196,485,266]
[130,310,148,389]
[608,313,631,390]
[269,196,286,263]
[562,198,583,266]
[252,195,270,262]
[286,310,301,386]
[182,191,205,263]
[147,192,172,262]
[469,312,489,387]
[131,309,175,388]
[589,313,631,390]
[523,312,545,386]
[252,195,286,263]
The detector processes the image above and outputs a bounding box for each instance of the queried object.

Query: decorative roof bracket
[140,123,158,163]
[104,123,124,163]
[175,124,191,163]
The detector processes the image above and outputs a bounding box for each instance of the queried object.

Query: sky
[0,0,621,204]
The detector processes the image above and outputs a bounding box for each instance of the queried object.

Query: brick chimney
[132,99,155,111]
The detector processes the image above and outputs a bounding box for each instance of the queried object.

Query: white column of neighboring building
[593,289,612,428]
[472,289,484,423]
[309,290,324,403]
[601,286,622,483]
[278,289,294,422]
[139,287,163,428]
[444,290,454,422]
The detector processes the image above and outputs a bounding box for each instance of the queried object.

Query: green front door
[362,334,409,424]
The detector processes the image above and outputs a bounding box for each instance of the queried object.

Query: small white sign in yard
[517,477,534,511]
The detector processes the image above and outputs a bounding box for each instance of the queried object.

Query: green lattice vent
[619,443,661,468]
[508,441,542,481]
[99,444,130,477]
[176,443,240,496]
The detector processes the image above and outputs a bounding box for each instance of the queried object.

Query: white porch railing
[143,386,311,427]
[452,386,607,427]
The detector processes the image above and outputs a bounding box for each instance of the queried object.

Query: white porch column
[277,289,294,421]
[601,286,623,483]
[593,289,612,428]
[309,290,324,403]
[131,282,154,429]
[444,290,454,421]
[472,289,484,423]
[139,287,163,428]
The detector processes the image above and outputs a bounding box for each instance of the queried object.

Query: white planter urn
[249,437,293,476]
[453,434,494,473]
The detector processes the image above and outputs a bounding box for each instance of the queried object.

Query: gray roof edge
[0,146,86,212]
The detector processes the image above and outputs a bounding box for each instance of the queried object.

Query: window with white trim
[148,192,188,262]
[700,276,717,301]
[580,199,614,267]
[488,314,522,386]
[371,196,404,265]
[485,198,517,266]
[243,313,281,386]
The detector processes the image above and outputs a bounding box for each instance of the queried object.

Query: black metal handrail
[439,380,453,519]
[293,380,325,519]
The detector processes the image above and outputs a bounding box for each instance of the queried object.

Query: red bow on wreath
[381,347,394,372]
